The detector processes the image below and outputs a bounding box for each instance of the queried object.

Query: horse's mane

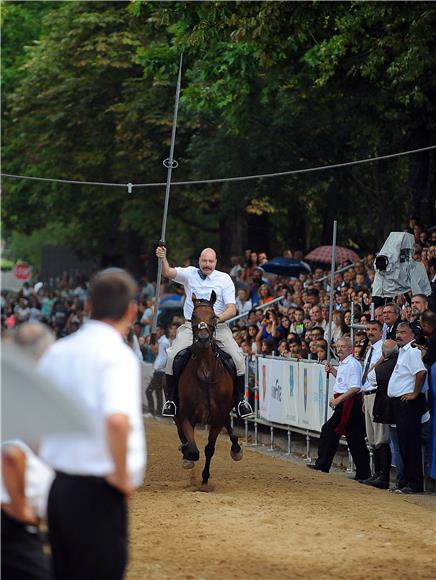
[193,299,212,306]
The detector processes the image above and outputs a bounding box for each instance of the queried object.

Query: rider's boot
[234,374,254,419]
[162,374,177,417]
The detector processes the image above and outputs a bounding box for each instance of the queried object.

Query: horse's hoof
[182,459,195,470]
[231,450,243,461]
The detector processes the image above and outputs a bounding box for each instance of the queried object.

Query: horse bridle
[191,303,217,343]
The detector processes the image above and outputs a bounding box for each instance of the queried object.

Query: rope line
[1,144,435,190]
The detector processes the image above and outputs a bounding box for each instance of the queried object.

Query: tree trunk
[122,231,144,278]
[219,210,243,265]
[246,213,270,254]
[287,203,307,251]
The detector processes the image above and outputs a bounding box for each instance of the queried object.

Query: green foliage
[2,0,435,268]
[7,223,69,271]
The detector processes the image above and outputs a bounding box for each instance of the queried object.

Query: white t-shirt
[388,341,427,397]
[153,335,171,372]
[38,320,146,488]
[1,440,54,518]
[334,354,362,394]
[236,297,253,315]
[174,266,235,320]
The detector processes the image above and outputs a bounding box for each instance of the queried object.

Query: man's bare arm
[105,414,132,497]
[330,386,360,408]
[156,246,177,279]
[2,446,38,524]
[217,304,237,323]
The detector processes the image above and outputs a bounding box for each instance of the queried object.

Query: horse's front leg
[202,424,222,485]
[225,416,243,461]
[174,416,187,452]
[181,417,199,469]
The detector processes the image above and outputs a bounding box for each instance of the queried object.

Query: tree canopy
[2,1,435,272]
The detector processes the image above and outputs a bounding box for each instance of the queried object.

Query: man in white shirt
[359,321,391,489]
[388,322,427,493]
[235,288,253,316]
[145,323,177,416]
[307,337,370,480]
[39,269,146,580]
[156,246,253,418]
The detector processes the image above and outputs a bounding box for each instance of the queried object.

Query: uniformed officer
[156,246,253,418]
[307,337,371,480]
[388,321,427,494]
[360,321,392,489]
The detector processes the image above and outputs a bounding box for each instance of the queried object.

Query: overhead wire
[1,144,435,191]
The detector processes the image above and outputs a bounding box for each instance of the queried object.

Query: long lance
[150,54,183,343]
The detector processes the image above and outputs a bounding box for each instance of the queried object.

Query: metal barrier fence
[235,354,356,473]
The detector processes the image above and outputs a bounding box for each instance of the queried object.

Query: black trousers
[146,370,164,415]
[315,398,371,479]
[391,395,425,492]
[47,472,128,580]
[1,510,52,580]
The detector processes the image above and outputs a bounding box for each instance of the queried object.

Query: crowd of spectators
[1,222,435,368]
[2,221,436,490]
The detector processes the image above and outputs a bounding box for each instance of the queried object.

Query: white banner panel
[298,362,329,432]
[257,357,334,432]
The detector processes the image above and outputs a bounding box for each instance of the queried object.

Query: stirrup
[237,401,253,419]
[162,401,177,417]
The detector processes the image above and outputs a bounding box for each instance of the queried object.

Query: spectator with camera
[255,310,280,351]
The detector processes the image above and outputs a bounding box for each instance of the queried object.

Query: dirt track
[127,419,435,580]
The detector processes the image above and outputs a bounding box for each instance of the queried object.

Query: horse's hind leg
[225,417,243,461]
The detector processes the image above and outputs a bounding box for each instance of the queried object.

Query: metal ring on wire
[163,158,179,169]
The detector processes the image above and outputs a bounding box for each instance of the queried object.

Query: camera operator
[420,310,436,368]
[407,294,429,346]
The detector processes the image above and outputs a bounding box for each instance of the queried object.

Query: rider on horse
[156,246,254,419]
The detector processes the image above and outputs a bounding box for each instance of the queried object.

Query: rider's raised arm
[155,246,177,279]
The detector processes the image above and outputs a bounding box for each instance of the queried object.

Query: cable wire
[1,144,435,190]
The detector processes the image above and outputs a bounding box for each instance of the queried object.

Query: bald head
[14,322,55,360]
[199,248,217,276]
[382,339,398,358]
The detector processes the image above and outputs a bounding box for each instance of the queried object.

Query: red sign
[14,262,31,280]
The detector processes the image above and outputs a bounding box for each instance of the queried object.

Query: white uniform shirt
[153,335,170,372]
[361,339,383,392]
[334,354,362,394]
[366,366,378,391]
[388,341,427,397]
[174,266,236,320]
[1,440,54,519]
[38,320,146,488]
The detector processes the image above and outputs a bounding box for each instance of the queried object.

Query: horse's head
[191,291,217,349]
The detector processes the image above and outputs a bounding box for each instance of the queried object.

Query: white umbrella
[1,346,92,445]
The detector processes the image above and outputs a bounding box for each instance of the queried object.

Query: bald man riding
[156,246,253,419]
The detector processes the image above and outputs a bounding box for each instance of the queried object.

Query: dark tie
[197,269,207,280]
[362,346,374,385]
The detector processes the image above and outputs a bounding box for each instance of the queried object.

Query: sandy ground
[127,419,436,580]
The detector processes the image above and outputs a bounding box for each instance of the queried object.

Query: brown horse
[174,291,243,485]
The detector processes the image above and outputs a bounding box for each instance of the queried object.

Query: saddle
[173,345,237,384]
